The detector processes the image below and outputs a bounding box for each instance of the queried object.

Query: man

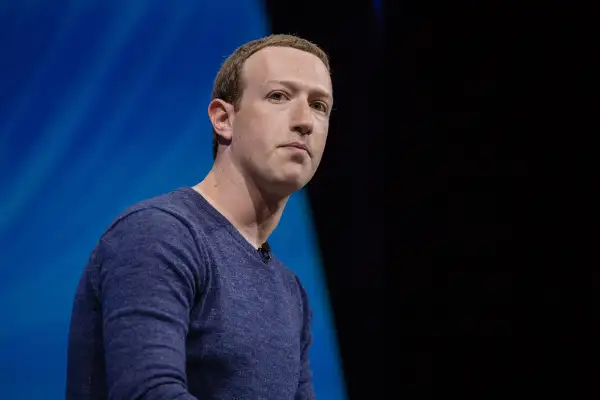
[66,34,333,399]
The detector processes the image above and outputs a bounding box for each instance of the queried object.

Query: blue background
[0,1,346,398]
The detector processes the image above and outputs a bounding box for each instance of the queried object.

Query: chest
[187,258,304,366]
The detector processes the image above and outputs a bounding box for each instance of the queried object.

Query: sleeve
[94,208,203,400]
[295,277,316,400]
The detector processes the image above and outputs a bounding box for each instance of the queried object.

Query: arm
[95,208,202,400]
[295,278,316,400]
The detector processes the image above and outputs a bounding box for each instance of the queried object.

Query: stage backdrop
[0,1,346,398]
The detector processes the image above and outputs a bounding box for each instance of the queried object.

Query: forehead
[242,46,332,93]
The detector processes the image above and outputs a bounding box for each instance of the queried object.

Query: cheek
[234,116,265,147]
[242,109,279,142]
[311,127,329,153]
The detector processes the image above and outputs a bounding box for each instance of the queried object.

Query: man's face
[230,46,333,195]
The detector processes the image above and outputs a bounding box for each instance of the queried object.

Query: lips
[281,142,311,156]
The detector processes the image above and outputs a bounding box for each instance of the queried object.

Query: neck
[193,159,289,249]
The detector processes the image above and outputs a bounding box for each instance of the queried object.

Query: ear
[208,99,235,141]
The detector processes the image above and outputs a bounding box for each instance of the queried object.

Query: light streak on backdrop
[0,1,346,398]
[374,0,382,23]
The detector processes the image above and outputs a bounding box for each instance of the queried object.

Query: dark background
[266,1,386,398]
[267,0,589,398]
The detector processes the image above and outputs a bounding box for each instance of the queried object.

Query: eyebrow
[265,79,333,103]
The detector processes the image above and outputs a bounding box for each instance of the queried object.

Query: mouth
[280,142,311,156]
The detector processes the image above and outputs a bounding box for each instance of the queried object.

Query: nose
[290,101,314,136]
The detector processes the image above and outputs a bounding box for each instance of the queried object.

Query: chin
[277,179,306,194]
[265,174,308,196]
[257,163,314,195]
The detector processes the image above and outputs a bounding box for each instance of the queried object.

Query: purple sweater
[66,187,314,399]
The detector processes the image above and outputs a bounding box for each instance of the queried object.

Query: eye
[311,101,329,113]
[267,91,289,102]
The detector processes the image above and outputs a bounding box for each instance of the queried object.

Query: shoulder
[105,188,196,231]
[99,187,216,243]
[101,205,193,247]
[293,274,311,314]
[90,201,206,297]
[278,264,313,335]
[272,258,312,314]
[93,189,210,273]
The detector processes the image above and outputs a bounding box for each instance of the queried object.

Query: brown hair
[210,34,330,160]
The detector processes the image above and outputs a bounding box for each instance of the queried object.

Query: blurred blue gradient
[0,1,346,398]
